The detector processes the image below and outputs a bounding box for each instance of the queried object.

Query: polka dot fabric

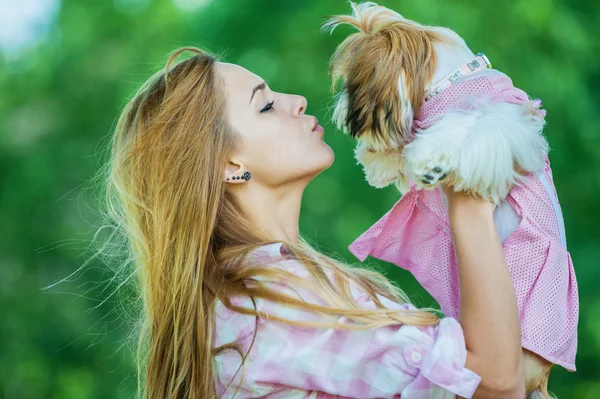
[349,77,578,371]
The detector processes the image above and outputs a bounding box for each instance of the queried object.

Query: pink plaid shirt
[213,243,481,398]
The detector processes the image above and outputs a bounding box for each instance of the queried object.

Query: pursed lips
[311,116,324,134]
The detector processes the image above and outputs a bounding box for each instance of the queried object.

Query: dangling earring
[227,171,252,182]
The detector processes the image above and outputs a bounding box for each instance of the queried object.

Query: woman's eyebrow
[249,81,266,104]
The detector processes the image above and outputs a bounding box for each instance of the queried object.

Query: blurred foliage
[1,0,599,397]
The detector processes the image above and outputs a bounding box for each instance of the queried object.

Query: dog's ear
[324,2,445,148]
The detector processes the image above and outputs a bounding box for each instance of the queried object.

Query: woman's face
[217,62,334,187]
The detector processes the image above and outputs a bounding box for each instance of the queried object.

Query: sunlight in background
[0,0,60,61]
[0,0,215,61]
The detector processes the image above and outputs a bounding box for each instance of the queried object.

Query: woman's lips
[312,117,324,133]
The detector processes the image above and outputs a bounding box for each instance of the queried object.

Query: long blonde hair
[103,46,439,399]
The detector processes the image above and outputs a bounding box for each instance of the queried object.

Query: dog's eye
[367,147,376,153]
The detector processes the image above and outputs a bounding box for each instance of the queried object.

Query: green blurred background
[1,0,599,397]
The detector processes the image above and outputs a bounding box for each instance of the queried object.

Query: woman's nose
[292,95,307,117]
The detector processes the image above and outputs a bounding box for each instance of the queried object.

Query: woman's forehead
[216,62,263,94]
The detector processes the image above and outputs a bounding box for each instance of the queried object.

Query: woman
[106,47,524,398]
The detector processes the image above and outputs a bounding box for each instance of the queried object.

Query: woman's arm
[443,185,525,398]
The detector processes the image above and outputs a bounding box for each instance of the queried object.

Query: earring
[227,171,252,182]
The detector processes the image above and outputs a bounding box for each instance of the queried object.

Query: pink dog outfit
[349,73,579,371]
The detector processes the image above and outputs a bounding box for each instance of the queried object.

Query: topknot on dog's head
[322,2,406,38]
[323,2,450,150]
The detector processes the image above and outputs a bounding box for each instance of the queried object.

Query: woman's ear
[224,160,252,183]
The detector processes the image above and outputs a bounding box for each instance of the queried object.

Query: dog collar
[424,52,492,101]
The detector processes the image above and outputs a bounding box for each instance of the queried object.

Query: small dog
[325,3,578,398]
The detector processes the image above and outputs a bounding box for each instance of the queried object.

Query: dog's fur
[325,2,549,204]
[324,2,554,397]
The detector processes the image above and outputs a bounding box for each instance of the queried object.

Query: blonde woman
[106,47,524,398]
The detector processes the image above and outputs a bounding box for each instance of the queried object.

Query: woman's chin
[304,150,335,181]
[320,143,335,169]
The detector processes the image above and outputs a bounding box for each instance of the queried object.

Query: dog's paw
[404,148,455,189]
[414,165,450,187]
[403,126,460,190]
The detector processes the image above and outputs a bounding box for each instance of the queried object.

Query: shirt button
[403,345,426,367]
[411,351,422,363]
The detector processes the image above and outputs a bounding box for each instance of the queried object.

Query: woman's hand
[440,182,525,398]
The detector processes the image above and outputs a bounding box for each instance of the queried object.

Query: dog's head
[324,2,456,152]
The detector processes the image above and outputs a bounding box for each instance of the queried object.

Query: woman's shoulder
[219,241,421,312]
[213,242,303,345]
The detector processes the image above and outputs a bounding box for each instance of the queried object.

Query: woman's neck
[235,182,303,244]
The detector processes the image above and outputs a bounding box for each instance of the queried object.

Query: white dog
[325,3,579,398]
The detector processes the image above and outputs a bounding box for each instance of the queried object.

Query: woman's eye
[260,100,275,113]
